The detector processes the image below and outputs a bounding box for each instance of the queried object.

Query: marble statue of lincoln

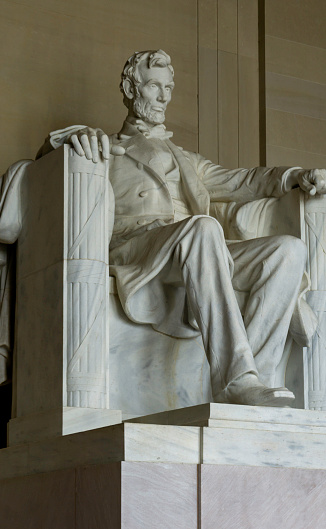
[37,49,326,407]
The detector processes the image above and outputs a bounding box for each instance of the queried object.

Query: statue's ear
[122,79,134,100]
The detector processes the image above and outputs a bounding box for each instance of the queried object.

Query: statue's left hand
[297,168,326,196]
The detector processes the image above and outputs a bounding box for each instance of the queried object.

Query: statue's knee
[193,216,224,242]
[276,235,307,267]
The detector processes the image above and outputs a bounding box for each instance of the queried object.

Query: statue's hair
[120,49,174,108]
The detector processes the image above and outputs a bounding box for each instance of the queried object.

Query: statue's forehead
[137,62,174,84]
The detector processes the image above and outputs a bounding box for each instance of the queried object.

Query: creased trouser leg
[228,235,307,386]
[173,217,258,396]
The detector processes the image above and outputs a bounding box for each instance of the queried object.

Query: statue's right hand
[68,127,125,163]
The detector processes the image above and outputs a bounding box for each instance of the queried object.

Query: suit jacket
[108,119,293,249]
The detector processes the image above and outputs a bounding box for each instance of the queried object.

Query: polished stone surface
[200,464,326,529]
[120,462,197,529]
[128,403,326,469]
[109,290,211,418]
[1,455,326,528]
[128,401,326,427]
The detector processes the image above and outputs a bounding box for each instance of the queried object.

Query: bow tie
[134,119,173,140]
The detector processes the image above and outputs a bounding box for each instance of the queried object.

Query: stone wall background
[265,0,326,169]
[1,0,326,171]
[0,0,198,172]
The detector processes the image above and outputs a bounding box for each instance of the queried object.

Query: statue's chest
[109,155,173,215]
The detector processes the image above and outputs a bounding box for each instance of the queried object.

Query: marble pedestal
[1,404,326,528]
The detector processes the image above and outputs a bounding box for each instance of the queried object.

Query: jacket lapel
[114,121,166,185]
[112,121,210,215]
[165,140,210,215]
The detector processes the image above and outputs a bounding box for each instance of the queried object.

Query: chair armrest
[209,188,301,240]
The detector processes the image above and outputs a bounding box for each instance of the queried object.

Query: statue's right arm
[36,126,125,162]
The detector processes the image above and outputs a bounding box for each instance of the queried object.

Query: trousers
[172,217,307,397]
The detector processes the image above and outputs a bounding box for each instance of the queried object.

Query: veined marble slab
[127,402,326,428]
[127,403,326,470]
[202,427,326,469]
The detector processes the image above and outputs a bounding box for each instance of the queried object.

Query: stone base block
[3,404,326,480]
[2,405,326,527]
[130,403,326,469]
[1,461,326,528]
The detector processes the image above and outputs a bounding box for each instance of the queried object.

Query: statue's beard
[132,97,166,125]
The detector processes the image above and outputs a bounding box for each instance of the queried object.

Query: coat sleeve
[187,152,301,203]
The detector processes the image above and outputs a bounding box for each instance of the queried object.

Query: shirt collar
[118,115,173,140]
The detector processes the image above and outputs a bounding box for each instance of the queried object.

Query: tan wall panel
[266,36,326,86]
[217,51,239,168]
[216,0,261,168]
[238,0,260,167]
[218,0,237,54]
[238,55,260,167]
[265,1,326,168]
[265,0,326,49]
[266,72,326,122]
[0,0,197,173]
[267,109,326,156]
[267,145,326,170]
[238,0,259,59]
[198,0,218,162]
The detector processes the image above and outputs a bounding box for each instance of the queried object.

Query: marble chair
[5,146,326,445]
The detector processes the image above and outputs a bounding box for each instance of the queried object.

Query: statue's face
[132,62,175,125]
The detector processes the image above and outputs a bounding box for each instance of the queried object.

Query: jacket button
[139,191,148,197]
[137,162,143,170]
[137,219,147,225]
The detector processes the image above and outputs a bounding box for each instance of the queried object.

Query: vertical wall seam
[236,0,239,166]
[74,468,77,529]
[197,461,202,529]
[216,1,219,163]
[258,0,267,165]
[197,0,200,154]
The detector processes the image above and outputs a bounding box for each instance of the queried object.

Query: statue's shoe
[215,378,295,407]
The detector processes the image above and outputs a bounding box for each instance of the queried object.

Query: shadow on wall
[0,384,11,448]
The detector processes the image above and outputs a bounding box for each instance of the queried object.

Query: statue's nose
[158,90,168,102]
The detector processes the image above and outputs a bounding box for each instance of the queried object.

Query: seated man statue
[36,49,326,407]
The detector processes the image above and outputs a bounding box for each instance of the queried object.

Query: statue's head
[120,50,175,125]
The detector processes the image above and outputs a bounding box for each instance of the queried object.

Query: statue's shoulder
[168,141,191,156]
[173,144,199,164]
